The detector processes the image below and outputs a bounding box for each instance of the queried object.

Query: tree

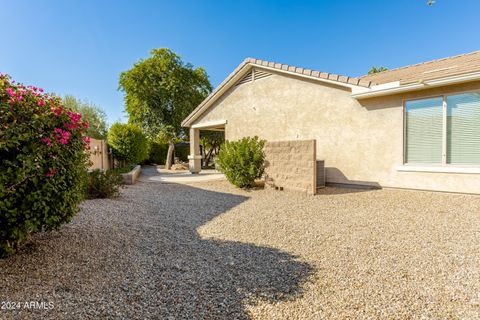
[107,123,149,165]
[201,131,225,167]
[63,95,108,139]
[368,66,388,75]
[118,48,212,169]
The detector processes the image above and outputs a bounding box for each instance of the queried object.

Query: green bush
[175,145,189,162]
[0,74,90,257]
[108,123,149,165]
[216,136,266,188]
[147,141,168,165]
[85,170,123,199]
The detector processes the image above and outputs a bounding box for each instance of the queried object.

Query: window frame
[402,90,480,168]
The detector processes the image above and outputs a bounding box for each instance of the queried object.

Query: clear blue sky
[1,0,479,124]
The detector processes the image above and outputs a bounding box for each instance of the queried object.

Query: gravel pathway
[1,179,480,319]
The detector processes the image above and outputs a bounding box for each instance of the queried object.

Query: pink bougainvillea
[41,137,53,147]
[45,168,58,177]
[53,128,71,145]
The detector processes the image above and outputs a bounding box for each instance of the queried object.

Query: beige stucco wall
[193,71,480,194]
[264,140,316,194]
[89,138,110,170]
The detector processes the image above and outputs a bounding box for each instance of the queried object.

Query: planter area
[121,165,141,185]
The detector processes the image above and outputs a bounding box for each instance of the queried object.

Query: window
[447,93,480,165]
[405,97,443,164]
[405,92,480,165]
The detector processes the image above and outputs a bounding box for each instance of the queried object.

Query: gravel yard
[1,179,480,319]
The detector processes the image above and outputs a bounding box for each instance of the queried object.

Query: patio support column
[188,127,202,173]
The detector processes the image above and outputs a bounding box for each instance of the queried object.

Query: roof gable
[182,58,367,127]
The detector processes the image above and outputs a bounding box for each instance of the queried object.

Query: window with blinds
[405,97,443,164]
[404,92,480,165]
[447,93,480,165]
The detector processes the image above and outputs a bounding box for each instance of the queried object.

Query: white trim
[352,71,480,99]
[352,83,425,99]
[188,155,203,160]
[396,165,480,174]
[441,97,447,164]
[191,120,227,129]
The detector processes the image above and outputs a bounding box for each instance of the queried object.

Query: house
[182,51,480,194]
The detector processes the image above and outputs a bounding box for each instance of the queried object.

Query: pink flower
[82,136,91,144]
[39,88,44,92]
[82,121,89,129]
[51,105,64,117]
[66,111,82,123]
[53,128,70,145]
[7,88,17,96]
[46,168,57,177]
[38,100,46,106]
[16,96,23,101]
[64,122,78,130]
[41,137,52,146]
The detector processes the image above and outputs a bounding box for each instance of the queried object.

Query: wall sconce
[93,146,101,155]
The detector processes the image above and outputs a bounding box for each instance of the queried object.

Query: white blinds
[447,93,480,165]
[405,97,443,164]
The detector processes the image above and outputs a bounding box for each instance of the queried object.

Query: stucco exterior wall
[264,140,316,194]
[193,71,480,194]
[89,138,110,170]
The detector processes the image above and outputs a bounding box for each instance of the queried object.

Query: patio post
[188,127,202,173]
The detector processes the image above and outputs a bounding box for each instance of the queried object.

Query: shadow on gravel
[0,182,313,319]
[141,183,314,319]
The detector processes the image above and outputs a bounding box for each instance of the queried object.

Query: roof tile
[360,50,480,85]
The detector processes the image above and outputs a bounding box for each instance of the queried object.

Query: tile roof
[244,58,372,87]
[359,51,480,86]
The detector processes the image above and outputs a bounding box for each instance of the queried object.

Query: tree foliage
[201,131,225,167]
[118,48,212,169]
[368,66,388,74]
[63,95,108,139]
[107,123,149,165]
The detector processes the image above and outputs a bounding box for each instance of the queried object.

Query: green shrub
[175,145,189,162]
[108,123,149,165]
[0,74,90,257]
[147,141,168,165]
[85,170,123,199]
[216,136,266,188]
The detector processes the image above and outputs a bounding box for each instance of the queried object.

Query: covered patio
[188,120,226,173]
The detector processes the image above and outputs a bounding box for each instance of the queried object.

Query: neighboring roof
[359,51,480,85]
[182,58,369,127]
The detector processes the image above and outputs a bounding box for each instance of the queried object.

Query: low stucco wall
[264,140,316,194]
[192,70,480,194]
[122,165,141,185]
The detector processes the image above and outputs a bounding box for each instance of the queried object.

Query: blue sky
[1,0,479,124]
